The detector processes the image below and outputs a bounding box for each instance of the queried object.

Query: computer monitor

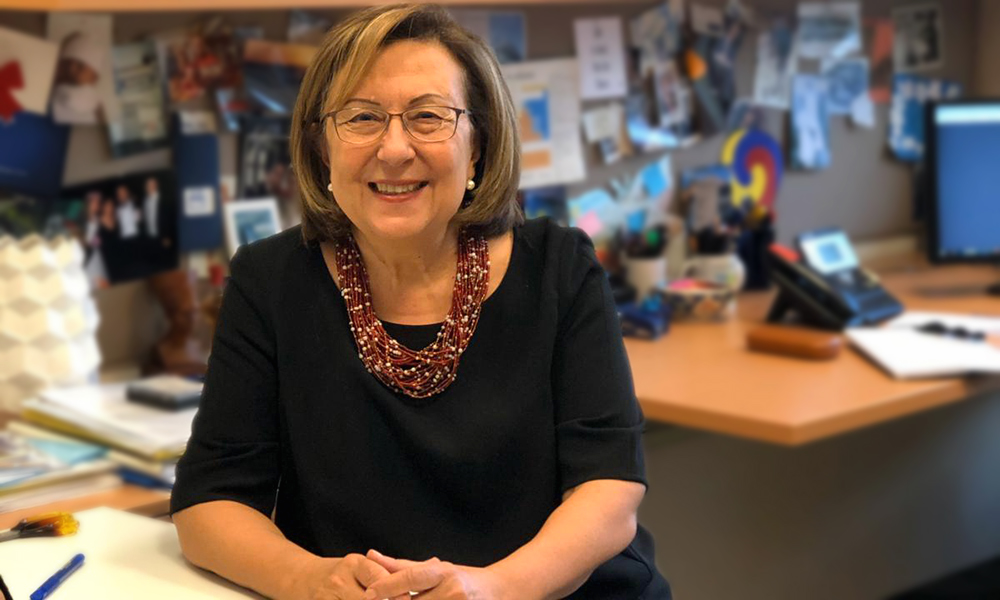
[926,101,1000,294]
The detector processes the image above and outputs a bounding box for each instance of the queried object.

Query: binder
[173,118,223,251]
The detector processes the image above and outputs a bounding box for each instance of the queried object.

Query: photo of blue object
[791,75,832,170]
[889,73,962,162]
[488,13,526,63]
[823,58,869,115]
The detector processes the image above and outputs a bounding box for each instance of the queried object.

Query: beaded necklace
[334,231,490,398]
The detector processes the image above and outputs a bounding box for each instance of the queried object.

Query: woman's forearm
[486,479,645,600]
[172,500,323,599]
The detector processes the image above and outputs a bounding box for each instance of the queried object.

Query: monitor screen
[930,103,1000,261]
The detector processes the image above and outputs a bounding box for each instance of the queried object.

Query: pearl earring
[466,179,476,191]
[327,183,334,192]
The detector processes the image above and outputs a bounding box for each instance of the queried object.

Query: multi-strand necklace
[335,231,490,399]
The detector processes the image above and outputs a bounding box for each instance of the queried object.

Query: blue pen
[30,553,84,600]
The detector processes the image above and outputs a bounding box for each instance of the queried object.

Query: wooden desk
[626,261,1000,446]
[0,486,170,530]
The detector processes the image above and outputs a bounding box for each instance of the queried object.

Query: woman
[171,5,671,599]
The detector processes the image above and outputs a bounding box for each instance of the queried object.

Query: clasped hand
[361,549,506,600]
[301,548,507,599]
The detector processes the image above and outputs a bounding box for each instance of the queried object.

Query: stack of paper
[21,383,197,461]
[0,430,119,512]
[847,311,1000,379]
[9,421,176,488]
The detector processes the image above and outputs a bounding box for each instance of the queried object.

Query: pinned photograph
[0,26,61,120]
[156,20,243,106]
[108,41,169,158]
[686,3,745,135]
[864,18,895,103]
[625,69,697,153]
[893,4,944,72]
[239,116,300,226]
[582,103,633,165]
[889,73,961,162]
[753,19,797,110]
[630,0,684,75]
[243,39,317,115]
[450,10,526,64]
[224,198,281,257]
[47,13,120,125]
[0,113,70,199]
[652,61,694,130]
[797,2,861,61]
[58,171,179,288]
[791,75,831,170]
[822,58,869,116]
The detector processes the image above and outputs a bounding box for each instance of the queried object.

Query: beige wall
[975,0,1000,96]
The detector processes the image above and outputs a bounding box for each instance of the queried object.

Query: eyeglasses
[318,106,470,145]
[913,321,987,342]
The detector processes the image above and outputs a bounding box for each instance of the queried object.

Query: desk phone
[766,228,904,330]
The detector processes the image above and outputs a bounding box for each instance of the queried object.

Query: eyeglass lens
[335,107,459,142]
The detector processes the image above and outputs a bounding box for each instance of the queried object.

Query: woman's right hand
[295,554,409,600]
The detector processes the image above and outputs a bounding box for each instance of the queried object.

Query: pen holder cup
[625,256,667,301]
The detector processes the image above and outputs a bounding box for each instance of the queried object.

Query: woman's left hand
[361,549,509,600]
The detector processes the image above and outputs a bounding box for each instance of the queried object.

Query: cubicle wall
[2,4,999,598]
[0,0,985,364]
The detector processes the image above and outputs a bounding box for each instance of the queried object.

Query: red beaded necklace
[334,231,490,399]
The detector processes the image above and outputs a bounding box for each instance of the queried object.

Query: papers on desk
[22,383,197,461]
[0,429,119,512]
[847,311,1000,379]
[0,508,261,599]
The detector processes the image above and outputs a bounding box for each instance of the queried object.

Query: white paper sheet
[753,23,797,110]
[851,94,876,128]
[582,103,621,142]
[501,59,587,189]
[848,311,1000,379]
[574,17,628,100]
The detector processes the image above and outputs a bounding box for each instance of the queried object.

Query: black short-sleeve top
[171,218,671,599]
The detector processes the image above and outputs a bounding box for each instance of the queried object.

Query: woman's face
[324,40,479,242]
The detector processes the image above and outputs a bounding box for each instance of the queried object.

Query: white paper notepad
[847,311,1000,379]
[0,508,260,599]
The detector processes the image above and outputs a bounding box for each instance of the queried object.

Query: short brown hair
[291,3,523,243]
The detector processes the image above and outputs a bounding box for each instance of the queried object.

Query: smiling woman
[170,4,671,600]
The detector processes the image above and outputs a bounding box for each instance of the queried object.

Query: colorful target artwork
[721,128,783,212]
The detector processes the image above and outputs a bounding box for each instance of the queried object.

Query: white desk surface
[0,507,261,599]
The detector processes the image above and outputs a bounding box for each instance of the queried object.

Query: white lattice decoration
[0,235,101,412]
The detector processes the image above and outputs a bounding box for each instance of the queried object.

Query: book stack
[0,429,119,513]
[13,380,199,494]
